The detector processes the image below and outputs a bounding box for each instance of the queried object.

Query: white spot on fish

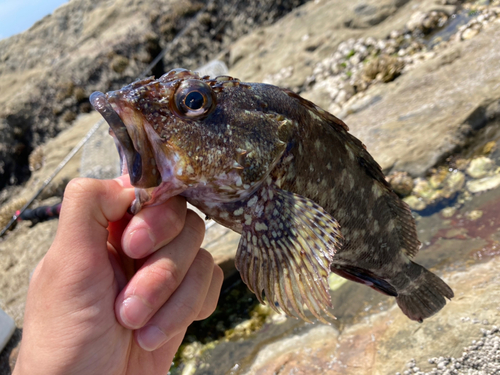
[247,195,258,207]
[372,183,383,198]
[252,235,258,246]
[262,234,270,247]
[255,222,268,231]
[268,190,274,200]
[387,219,395,232]
[245,214,252,225]
[346,146,355,160]
[348,174,355,190]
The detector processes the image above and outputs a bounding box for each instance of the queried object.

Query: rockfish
[90,68,453,323]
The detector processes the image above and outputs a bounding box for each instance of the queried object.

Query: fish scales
[90,68,453,323]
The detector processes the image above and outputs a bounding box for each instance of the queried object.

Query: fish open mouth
[90,91,145,186]
[90,90,189,214]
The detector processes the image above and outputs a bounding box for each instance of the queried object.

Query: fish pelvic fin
[331,265,397,297]
[235,186,343,324]
[396,262,454,322]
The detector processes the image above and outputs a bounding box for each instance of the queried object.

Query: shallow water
[424,11,474,49]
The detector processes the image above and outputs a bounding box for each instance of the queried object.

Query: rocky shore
[1,0,500,374]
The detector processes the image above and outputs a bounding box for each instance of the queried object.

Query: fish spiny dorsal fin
[235,184,343,324]
[283,88,350,133]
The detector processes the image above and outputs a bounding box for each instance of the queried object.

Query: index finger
[46,177,135,273]
[121,196,187,259]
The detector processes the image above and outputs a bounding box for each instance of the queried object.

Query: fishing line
[0,1,215,238]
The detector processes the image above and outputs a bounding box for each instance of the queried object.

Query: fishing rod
[0,0,219,238]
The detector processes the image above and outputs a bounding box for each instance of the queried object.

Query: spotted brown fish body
[91,68,453,323]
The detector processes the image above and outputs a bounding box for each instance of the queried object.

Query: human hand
[14,176,223,375]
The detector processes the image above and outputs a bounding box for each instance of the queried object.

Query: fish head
[90,69,288,213]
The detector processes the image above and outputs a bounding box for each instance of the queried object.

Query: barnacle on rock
[28,145,44,172]
[362,55,404,83]
[110,55,129,74]
[403,195,427,211]
[466,174,500,193]
[387,171,414,197]
[428,167,449,189]
[466,156,495,179]
[56,81,75,101]
[62,110,77,123]
[73,87,87,102]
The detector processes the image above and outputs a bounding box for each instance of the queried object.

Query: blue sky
[0,0,69,40]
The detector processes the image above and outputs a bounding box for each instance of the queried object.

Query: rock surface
[0,0,307,190]
[229,0,500,177]
[343,24,500,177]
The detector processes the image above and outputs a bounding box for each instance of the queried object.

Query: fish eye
[184,91,204,110]
[174,80,215,118]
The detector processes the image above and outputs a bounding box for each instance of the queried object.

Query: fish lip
[90,91,155,187]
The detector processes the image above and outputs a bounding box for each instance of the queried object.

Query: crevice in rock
[434,98,500,171]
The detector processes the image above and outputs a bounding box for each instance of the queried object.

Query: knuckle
[163,209,184,237]
[193,248,214,268]
[172,299,198,323]
[65,178,94,196]
[64,178,105,204]
[148,261,181,299]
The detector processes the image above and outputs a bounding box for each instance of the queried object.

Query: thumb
[46,177,135,273]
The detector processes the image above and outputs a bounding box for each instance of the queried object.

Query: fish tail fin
[396,262,454,322]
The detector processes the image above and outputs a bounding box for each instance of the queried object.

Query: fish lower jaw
[130,180,187,214]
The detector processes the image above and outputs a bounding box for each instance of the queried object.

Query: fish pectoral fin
[235,187,343,324]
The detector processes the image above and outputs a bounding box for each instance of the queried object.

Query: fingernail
[137,325,168,351]
[126,228,155,258]
[113,176,125,187]
[119,296,152,329]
